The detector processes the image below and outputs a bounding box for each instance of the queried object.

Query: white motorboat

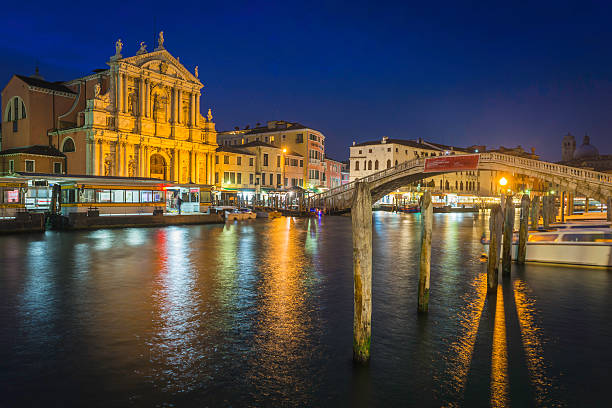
[483,227,612,267]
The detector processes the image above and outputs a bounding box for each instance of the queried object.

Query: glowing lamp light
[282,148,287,153]
[499,177,508,186]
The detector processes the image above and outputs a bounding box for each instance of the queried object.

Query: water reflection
[148,227,201,392]
[442,271,488,405]
[513,279,558,407]
[248,217,321,404]
[491,284,509,407]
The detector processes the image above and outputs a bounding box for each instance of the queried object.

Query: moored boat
[483,227,612,267]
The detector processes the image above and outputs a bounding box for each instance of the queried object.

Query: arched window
[387,159,391,169]
[355,161,360,171]
[61,137,76,153]
[374,160,379,170]
[4,96,26,122]
[440,179,443,190]
[460,181,464,191]
[445,180,449,190]
[455,181,458,190]
[395,160,398,166]
[368,160,372,170]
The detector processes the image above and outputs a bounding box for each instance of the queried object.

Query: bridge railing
[313,157,424,200]
[313,152,612,202]
[479,153,612,185]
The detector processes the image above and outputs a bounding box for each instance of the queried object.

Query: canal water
[1,212,610,407]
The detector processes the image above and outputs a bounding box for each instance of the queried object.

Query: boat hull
[484,242,612,268]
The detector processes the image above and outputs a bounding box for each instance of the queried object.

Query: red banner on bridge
[423,154,480,173]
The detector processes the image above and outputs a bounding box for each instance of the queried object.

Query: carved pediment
[119,49,201,86]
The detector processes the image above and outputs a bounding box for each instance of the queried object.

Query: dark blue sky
[2,1,612,161]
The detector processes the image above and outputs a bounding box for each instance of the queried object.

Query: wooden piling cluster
[608,198,612,222]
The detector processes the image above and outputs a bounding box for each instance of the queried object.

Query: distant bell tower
[562,132,576,161]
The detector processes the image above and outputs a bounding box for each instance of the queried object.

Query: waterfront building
[0,33,218,184]
[0,145,66,175]
[341,161,350,185]
[323,156,343,189]
[217,120,325,191]
[214,140,304,202]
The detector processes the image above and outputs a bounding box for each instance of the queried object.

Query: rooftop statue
[207,108,213,122]
[137,41,147,55]
[94,83,101,99]
[115,38,123,56]
[158,31,164,48]
[195,66,199,78]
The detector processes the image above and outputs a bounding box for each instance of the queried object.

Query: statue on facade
[94,83,101,99]
[128,91,138,116]
[195,66,199,78]
[158,31,165,49]
[115,38,123,56]
[104,154,114,176]
[137,41,147,55]
[207,108,213,122]
[128,156,137,177]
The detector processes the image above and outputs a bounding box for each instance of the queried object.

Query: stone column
[190,92,195,126]
[195,152,199,183]
[144,147,149,177]
[116,72,122,113]
[139,78,145,117]
[171,88,177,123]
[176,89,182,124]
[145,80,150,118]
[122,74,128,113]
[98,140,104,176]
[89,138,96,175]
[194,93,199,127]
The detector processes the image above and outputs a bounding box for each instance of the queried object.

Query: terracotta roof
[15,75,76,94]
[353,138,468,152]
[240,141,279,149]
[220,122,311,135]
[215,146,255,155]
[0,145,66,157]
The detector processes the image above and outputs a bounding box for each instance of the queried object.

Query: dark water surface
[1,212,611,407]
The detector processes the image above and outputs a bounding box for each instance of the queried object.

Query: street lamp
[499,177,508,186]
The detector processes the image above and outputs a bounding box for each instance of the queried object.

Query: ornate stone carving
[104,153,114,176]
[160,61,168,74]
[195,66,199,78]
[158,31,165,49]
[94,83,101,99]
[128,155,137,177]
[136,41,147,55]
[207,108,213,122]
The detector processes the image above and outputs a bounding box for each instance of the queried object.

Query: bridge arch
[315,153,612,212]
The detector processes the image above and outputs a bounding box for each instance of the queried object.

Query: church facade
[1,32,217,184]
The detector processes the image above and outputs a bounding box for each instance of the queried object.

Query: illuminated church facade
[1,32,217,184]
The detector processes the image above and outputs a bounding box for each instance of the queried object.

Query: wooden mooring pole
[542,196,550,229]
[530,195,540,230]
[502,196,515,276]
[418,191,432,313]
[352,181,372,364]
[518,195,530,264]
[607,198,612,222]
[487,204,503,293]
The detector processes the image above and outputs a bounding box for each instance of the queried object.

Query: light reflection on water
[0,212,608,406]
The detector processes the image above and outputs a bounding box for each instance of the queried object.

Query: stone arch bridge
[312,152,612,212]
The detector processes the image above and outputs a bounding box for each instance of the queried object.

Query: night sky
[2,1,612,162]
